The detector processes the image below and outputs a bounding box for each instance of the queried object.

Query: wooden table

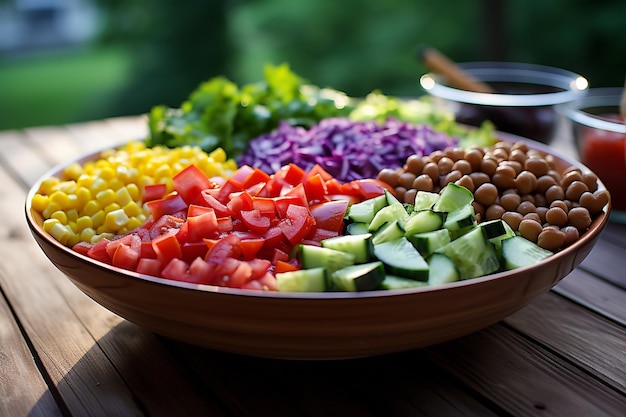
[1,116,625,417]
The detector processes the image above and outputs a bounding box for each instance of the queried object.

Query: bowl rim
[420,61,589,107]
[557,87,626,134]
[25,135,610,301]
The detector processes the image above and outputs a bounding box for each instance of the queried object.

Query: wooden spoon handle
[420,47,495,94]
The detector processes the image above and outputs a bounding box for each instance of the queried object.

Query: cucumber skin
[502,236,553,270]
[331,261,386,291]
[373,237,429,281]
[276,267,328,292]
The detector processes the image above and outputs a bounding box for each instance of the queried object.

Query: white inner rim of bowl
[562,90,626,134]
[420,63,589,107]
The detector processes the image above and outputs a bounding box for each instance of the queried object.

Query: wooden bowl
[25,137,609,359]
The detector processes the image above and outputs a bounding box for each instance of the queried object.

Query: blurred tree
[95,0,235,115]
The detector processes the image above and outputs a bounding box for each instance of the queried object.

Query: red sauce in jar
[580,114,626,211]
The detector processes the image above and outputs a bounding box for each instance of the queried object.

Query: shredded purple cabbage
[236,117,459,181]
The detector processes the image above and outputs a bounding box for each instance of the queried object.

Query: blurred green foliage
[1,0,625,130]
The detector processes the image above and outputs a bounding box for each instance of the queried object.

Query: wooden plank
[554,268,626,325]
[578,238,626,288]
[0,130,51,188]
[0,292,64,417]
[505,292,626,392]
[424,324,626,417]
[600,221,626,248]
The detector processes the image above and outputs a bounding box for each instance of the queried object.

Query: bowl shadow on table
[26,319,523,416]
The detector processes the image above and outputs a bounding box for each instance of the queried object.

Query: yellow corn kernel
[154,164,172,179]
[76,174,94,189]
[90,177,108,194]
[123,201,142,217]
[125,183,140,201]
[91,210,105,228]
[31,194,49,212]
[209,147,227,163]
[104,202,121,214]
[96,189,116,207]
[42,201,62,219]
[105,208,130,230]
[43,218,61,233]
[39,177,60,195]
[65,194,79,211]
[83,200,102,216]
[92,232,115,243]
[79,227,96,242]
[49,222,72,245]
[76,187,92,207]
[49,190,70,210]
[107,178,125,191]
[76,215,93,231]
[62,162,84,180]
[138,175,154,190]
[50,210,68,225]
[116,187,132,206]
[67,231,81,247]
[57,180,77,194]
[125,216,143,231]
[65,208,78,223]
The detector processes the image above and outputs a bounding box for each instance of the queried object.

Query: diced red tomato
[303,173,329,204]
[181,241,209,263]
[160,258,191,282]
[274,163,306,186]
[187,210,218,241]
[205,234,241,263]
[146,193,188,219]
[275,260,299,273]
[310,200,348,233]
[73,241,93,256]
[240,209,271,234]
[152,233,183,265]
[188,257,216,284]
[143,183,168,202]
[279,204,314,245]
[227,191,254,218]
[112,243,140,270]
[306,164,333,181]
[239,238,265,260]
[136,258,163,276]
[199,191,231,217]
[172,164,214,205]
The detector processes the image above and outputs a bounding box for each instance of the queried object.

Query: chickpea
[398,172,417,189]
[545,184,565,204]
[561,170,583,189]
[404,189,417,205]
[545,207,568,227]
[412,174,434,192]
[481,157,498,177]
[485,204,505,220]
[536,175,558,194]
[500,193,522,211]
[565,180,589,202]
[568,207,592,233]
[509,148,527,165]
[405,155,425,175]
[469,172,491,188]
[517,200,537,216]
[455,175,475,192]
[561,226,580,246]
[582,172,599,192]
[535,207,548,223]
[464,149,484,171]
[537,227,566,251]
[502,211,523,231]
[523,212,542,223]
[378,168,400,187]
[492,172,516,190]
[549,200,569,212]
[518,219,543,242]
[514,171,538,195]
[525,156,550,177]
[474,183,499,206]
[452,159,473,175]
[422,162,439,184]
[438,157,454,176]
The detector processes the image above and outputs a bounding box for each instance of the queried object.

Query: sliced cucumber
[276,267,328,292]
[501,236,553,270]
[321,233,373,263]
[432,183,474,213]
[427,253,460,285]
[407,228,451,256]
[443,204,477,238]
[371,220,405,245]
[346,222,370,235]
[331,261,386,291]
[373,237,429,281]
[380,275,429,290]
[384,189,404,207]
[480,219,516,251]
[299,245,355,273]
[413,191,440,210]
[435,227,500,279]
[368,204,409,232]
[346,194,387,224]
[404,209,444,236]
